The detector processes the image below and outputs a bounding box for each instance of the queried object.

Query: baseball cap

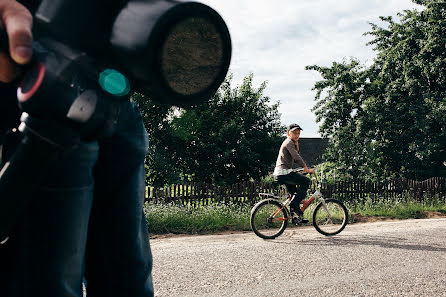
[287,123,303,132]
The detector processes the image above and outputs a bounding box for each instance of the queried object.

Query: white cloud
[201,0,423,137]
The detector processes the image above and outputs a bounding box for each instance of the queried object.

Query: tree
[131,93,183,187]
[133,74,284,186]
[307,0,446,180]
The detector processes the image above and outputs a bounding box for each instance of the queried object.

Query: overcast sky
[200,0,422,137]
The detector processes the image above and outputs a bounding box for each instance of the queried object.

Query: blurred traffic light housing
[35,0,231,106]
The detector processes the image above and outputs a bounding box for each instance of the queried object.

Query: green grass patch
[144,202,252,235]
[144,195,446,235]
[346,195,446,220]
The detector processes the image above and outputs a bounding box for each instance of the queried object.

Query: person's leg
[85,101,154,297]
[291,172,310,206]
[284,183,297,199]
[275,175,295,196]
[6,140,98,297]
[276,172,310,213]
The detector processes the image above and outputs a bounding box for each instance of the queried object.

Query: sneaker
[295,216,309,224]
[290,211,309,224]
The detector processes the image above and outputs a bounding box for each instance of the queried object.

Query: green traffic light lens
[99,69,130,96]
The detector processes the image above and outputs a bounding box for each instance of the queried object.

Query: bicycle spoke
[313,199,348,236]
[251,200,288,239]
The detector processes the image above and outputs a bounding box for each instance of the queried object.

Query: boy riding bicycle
[273,124,315,223]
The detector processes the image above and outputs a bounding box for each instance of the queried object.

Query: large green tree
[307,0,446,180]
[131,93,177,186]
[134,74,284,186]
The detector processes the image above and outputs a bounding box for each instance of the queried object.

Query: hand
[304,167,316,175]
[0,0,33,82]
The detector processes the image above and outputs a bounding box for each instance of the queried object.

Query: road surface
[151,218,446,297]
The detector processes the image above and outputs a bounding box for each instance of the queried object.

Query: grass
[144,202,252,235]
[144,195,446,235]
[346,195,446,220]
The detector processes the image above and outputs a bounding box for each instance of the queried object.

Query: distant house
[268,137,330,173]
[298,138,329,167]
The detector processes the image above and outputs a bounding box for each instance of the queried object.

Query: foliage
[131,93,181,186]
[318,161,343,182]
[133,74,284,187]
[171,74,284,185]
[260,173,276,184]
[306,0,446,181]
[347,194,446,219]
[144,202,251,234]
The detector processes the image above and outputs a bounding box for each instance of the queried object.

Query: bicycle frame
[266,173,323,222]
[251,170,349,238]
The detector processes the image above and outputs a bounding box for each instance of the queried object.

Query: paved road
[150,218,446,297]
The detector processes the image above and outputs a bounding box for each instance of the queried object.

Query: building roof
[299,138,329,166]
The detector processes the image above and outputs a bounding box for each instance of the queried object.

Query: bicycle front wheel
[250,199,288,239]
[312,199,348,236]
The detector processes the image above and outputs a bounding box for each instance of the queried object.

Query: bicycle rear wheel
[312,199,348,236]
[250,199,288,239]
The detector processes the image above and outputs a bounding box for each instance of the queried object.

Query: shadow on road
[270,234,446,252]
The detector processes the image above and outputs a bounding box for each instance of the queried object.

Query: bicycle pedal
[292,215,309,225]
[297,218,309,224]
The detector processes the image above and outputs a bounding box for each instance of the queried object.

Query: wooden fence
[145,177,446,206]
[321,177,446,202]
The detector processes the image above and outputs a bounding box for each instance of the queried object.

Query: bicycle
[250,170,348,239]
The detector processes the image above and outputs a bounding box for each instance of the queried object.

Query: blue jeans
[0,101,153,297]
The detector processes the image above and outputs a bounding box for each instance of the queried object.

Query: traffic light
[34,0,232,106]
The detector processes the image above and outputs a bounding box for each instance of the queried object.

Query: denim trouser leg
[85,101,154,297]
[275,172,310,210]
[0,101,153,297]
[6,141,99,297]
